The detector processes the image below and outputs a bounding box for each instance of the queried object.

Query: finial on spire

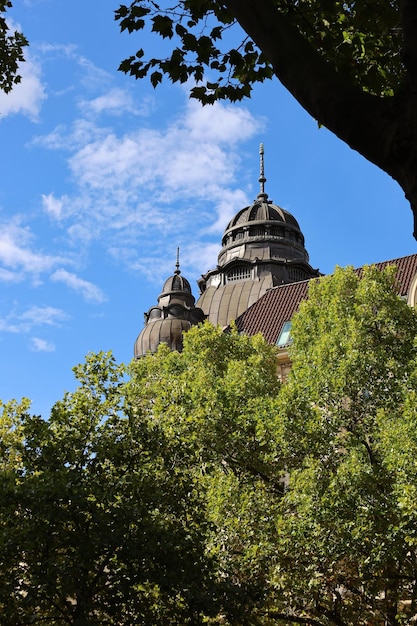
[259,143,266,195]
[175,246,180,275]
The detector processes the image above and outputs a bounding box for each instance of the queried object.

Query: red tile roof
[363,253,417,297]
[234,253,417,345]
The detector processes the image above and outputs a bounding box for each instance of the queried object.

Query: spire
[259,143,266,195]
[175,246,180,275]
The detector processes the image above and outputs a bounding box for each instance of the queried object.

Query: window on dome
[276,321,292,348]
[288,268,307,282]
[167,304,185,317]
[226,266,251,282]
[250,226,264,237]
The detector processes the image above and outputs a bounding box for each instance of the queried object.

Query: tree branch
[223,0,388,158]
[223,0,417,238]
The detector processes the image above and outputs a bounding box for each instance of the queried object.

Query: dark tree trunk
[224,0,417,239]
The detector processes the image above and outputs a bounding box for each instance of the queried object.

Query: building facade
[134,145,320,356]
[134,145,417,359]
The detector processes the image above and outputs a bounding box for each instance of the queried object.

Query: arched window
[288,268,307,282]
[226,266,251,282]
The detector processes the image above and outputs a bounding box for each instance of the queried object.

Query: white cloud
[0,51,46,120]
[183,242,221,276]
[0,267,22,283]
[30,337,55,352]
[67,222,95,244]
[85,89,128,114]
[42,193,65,219]
[0,305,68,333]
[37,41,78,59]
[80,88,153,117]
[70,133,144,190]
[20,305,68,326]
[207,187,251,234]
[77,55,114,91]
[68,99,260,197]
[64,99,261,234]
[33,119,104,151]
[0,219,63,276]
[23,0,50,7]
[51,269,106,303]
[32,81,263,282]
[184,100,263,143]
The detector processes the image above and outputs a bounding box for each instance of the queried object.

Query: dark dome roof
[162,272,192,295]
[135,318,192,356]
[225,193,301,233]
[220,190,307,260]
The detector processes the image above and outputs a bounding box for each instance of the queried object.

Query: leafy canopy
[272,266,417,625]
[115,0,402,104]
[0,352,218,625]
[127,275,417,626]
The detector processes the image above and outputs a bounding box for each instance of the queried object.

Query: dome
[134,250,206,357]
[134,318,193,356]
[221,191,305,255]
[217,187,309,269]
[217,145,308,266]
[225,193,301,232]
[161,272,192,295]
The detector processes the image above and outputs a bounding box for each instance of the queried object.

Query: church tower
[196,144,320,327]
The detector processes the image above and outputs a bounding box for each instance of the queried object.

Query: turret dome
[161,272,192,296]
[219,190,307,267]
[225,194,301,231]
[134,250,205,357]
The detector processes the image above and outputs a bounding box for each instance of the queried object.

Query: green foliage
[127,323,280,477]
[290,265,417,421]
[0,397,29,469]
[0,0,28,94]
[3,276,417,625]
[124,283,417,625]
[0,352,217,625]
[115,0,402,103]
[127,324,284,623]
[271,266,417,625]
[115,0,274,103]
[287,0,401,97]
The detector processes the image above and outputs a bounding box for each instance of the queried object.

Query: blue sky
[1,0,416,417]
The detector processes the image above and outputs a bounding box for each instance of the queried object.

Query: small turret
[134,248,206,357]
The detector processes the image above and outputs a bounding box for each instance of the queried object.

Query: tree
[0,1,27,93]
[269,266,417,625]
[126,325,285,624]
[0,352,218,625]
[127,269,417,625]
[115,1,417,239]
